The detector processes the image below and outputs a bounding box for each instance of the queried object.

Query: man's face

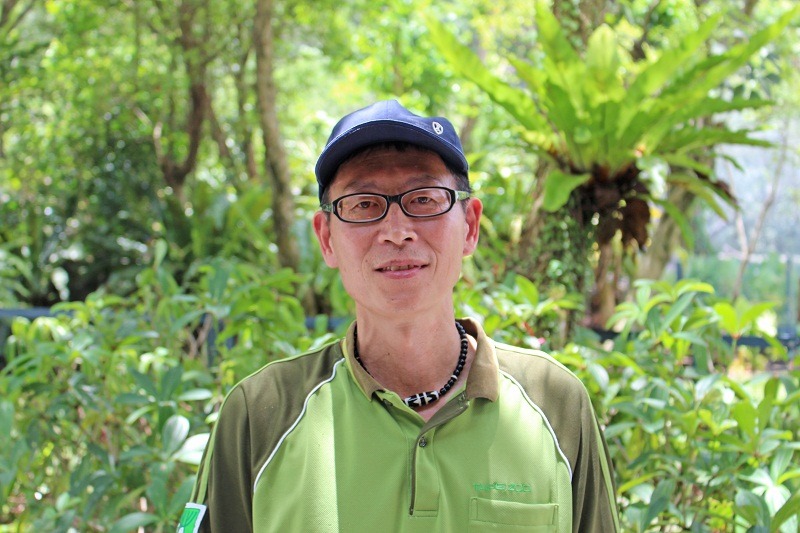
[313,147,482,320]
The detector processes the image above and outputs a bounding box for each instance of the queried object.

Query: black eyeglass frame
[320,186,471,224]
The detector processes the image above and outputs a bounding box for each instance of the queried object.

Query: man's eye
[356,200,377,209]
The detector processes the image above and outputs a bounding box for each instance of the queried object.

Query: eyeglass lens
[337,187,453,222]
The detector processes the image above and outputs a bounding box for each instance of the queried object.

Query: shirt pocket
[468,497,559,532]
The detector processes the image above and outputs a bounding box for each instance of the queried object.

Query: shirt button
[418,437,427,448]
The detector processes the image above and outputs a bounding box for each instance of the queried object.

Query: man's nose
[378,203,417,244]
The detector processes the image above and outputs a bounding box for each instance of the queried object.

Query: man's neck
[353,312,476,420]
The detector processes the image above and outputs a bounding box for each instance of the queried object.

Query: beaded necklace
[353,321,468,409]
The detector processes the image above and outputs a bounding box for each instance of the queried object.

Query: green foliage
[574,281,798,531]
[456,271,583,349]
[0,252,337,529]
[427,2,798,257]
[684,254,790,307]
[2,1,800,531]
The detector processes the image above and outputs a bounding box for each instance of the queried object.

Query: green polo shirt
[181,318,619,532]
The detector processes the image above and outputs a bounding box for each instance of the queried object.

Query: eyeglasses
[321,186,471,224]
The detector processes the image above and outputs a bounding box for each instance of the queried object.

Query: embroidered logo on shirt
[474,482,532,493]
[177,503,206,533]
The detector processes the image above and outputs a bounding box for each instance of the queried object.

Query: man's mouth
[376,262,424,272]
[379,265,416,272]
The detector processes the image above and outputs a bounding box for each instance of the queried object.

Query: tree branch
[632,0,663,61]
[732,116,789,298]
[1,0,35,35]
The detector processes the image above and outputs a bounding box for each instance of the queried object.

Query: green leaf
[162,415,190,456]
[208,259,232,301]
[772,491,800,532]
[759,378,780,432]
[174,433,210,465]
[736,490,772,528]
[514,275,540,306]
[153,239,168,270]
[168,477,196,517]
[168,308,206,336]
[713,301,739,334]
[160,364,183,401]
[110,512,159,533]
[534,0,581,67]
[732,400,758,439]
[0,401,13,437]
[668,172,734,220]
[624,13,719,113]
[617,472,659,494]
[115,392,149,406]
[742,302,776,331]
[178,388,214,402]
[425,15,545,133]
[146,462,171,516]
[670,6,800,101]
[643,478,676,528]
[542,170,591,212]
[585,25,624,101]
[128,367,159,398]
[657,291,697,337]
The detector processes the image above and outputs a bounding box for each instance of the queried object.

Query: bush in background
[0,248,340,531]
[2,270,798,531]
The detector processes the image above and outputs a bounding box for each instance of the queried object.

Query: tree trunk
[254,0,300,272]
[145,1,209,205]
[589,241,617,329]
[552,0,608,46]
[513,166,593,347]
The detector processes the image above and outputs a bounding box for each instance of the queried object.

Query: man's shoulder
[493,341,589,401]
[232,339,346,405]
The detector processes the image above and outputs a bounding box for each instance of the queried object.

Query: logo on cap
[432,121,444,135]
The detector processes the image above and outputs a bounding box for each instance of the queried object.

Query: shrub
[562,279,799,532]
[0,250,335,531]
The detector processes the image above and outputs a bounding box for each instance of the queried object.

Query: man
[179,100,619,532]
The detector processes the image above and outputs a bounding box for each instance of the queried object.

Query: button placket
[411,430,439,516]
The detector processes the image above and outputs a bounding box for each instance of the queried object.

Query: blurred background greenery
[1,0,799,531]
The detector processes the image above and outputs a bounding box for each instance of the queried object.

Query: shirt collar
[343,317,499,402]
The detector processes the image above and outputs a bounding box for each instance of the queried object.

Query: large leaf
[658,127,772,155]
[667,6,800,99]
[772,491,800,532]
[533,0,581,67]
[736,490,772,528]
[642,478,676,529]
[585,25,625,104]
[425,15,545,133]
[162,414,190,456]
[542,170,591,212]
[667,172,733,220]
[110,513,159,533]
[624,13,720,110]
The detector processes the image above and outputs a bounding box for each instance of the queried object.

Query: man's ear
[313,211,339,268]
[462,197,482,257]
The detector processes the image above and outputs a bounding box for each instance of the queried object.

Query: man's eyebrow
[342,174,447,194]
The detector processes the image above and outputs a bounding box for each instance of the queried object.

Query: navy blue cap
[315,100,469,201]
